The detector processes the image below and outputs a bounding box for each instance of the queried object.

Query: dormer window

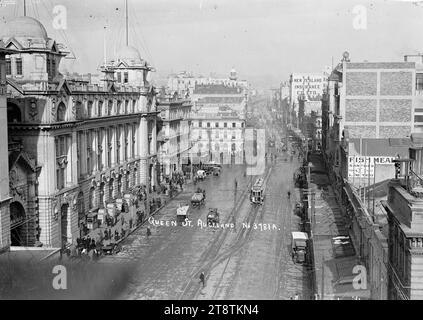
[56,102,66,122]
[6,58,11,75]
[15,58,22,76]
[51,59,56,77]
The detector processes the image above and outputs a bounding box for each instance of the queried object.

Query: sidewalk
[64,182,188,260]
[308,153,370,300]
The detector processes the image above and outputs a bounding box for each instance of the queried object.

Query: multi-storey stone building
[168,69,248,97]
[190,77,247,165]
[382,133,423,299]
[156,92,192,180]
[0,16,157,249]
[0,42,17,253]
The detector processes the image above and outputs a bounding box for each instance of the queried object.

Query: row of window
[55,99,138,122]
[194,142,241,152]
[83,125,137,176]
[195,130,240,140]
[56,125,137,190]
[6,57,22,76]
[88,172,137,210]
[116,72,129,84]
[195,121,244,128]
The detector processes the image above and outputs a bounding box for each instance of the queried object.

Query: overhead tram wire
[130,8,155,63]
[129,8,155,67]
[44,0,77,60]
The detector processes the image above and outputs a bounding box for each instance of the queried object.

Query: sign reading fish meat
[348,156,395,178]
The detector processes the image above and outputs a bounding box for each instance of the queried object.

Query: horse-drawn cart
[191,189,205,207]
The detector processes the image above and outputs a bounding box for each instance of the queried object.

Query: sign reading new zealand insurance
[348,156,395,178]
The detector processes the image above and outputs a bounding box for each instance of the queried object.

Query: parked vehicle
[291,231,308,264]
[101,242,121,255]
[176,202,190,225]
[207,208,220,226]
[196,169,206,180]
[191,188,205,207]
[212,166,221,176]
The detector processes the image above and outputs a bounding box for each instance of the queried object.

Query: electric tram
[250,178,265,205]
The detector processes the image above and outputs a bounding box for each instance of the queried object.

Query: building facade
[156,92,192,180]
[289,72,325,127]
[382,134,423,299]
[1,16,157,249]
[189,76,247,165]
[0,43,17,252]
[168,69,248,97]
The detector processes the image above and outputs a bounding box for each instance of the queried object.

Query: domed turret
[116,45,143,65]
[0,16,48,41]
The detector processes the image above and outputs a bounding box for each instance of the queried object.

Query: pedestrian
[146,226,151,238]
[108,228,112,240]
[294,293,300,300]
[199,272,205,288]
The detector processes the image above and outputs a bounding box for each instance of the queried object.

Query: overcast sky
[1,0,423,88]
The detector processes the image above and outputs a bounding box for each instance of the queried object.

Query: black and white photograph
[0,0,421,305]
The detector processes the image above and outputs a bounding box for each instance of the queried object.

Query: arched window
[77,192,84,221]
[7,103,21,123]
[132,169,137,187]
[99,182,105,208]
[97,101,103,116]
[87,101,93,118]
[109,179,114,200]
[118,176,122,196]
[89,187,95,209]
[56,102,66,122]
[108,100,113,116]
[75,101,83,120]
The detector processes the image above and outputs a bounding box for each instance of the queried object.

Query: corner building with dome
[0,16,159,251]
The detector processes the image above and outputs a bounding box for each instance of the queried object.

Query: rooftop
[194,84,243,95]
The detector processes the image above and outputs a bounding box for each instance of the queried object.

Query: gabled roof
[56,79,72,95]
[4,38,23,51]
[9,150,37,172]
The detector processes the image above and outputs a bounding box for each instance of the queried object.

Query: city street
[97,109,312,300]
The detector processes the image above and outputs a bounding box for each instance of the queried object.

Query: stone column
[151,119,157,187]
[119,125,125,164]
[139,118,148,185]
[111,126,116,167]
[71,131,78,185]
[66,135,73,187]
[92,129,98,173]
[0,66,11,251]
[80,131,87,176]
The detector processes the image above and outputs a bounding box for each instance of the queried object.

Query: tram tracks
[179,167,273,300]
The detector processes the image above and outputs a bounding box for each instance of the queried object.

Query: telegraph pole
[125,0,129,46]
